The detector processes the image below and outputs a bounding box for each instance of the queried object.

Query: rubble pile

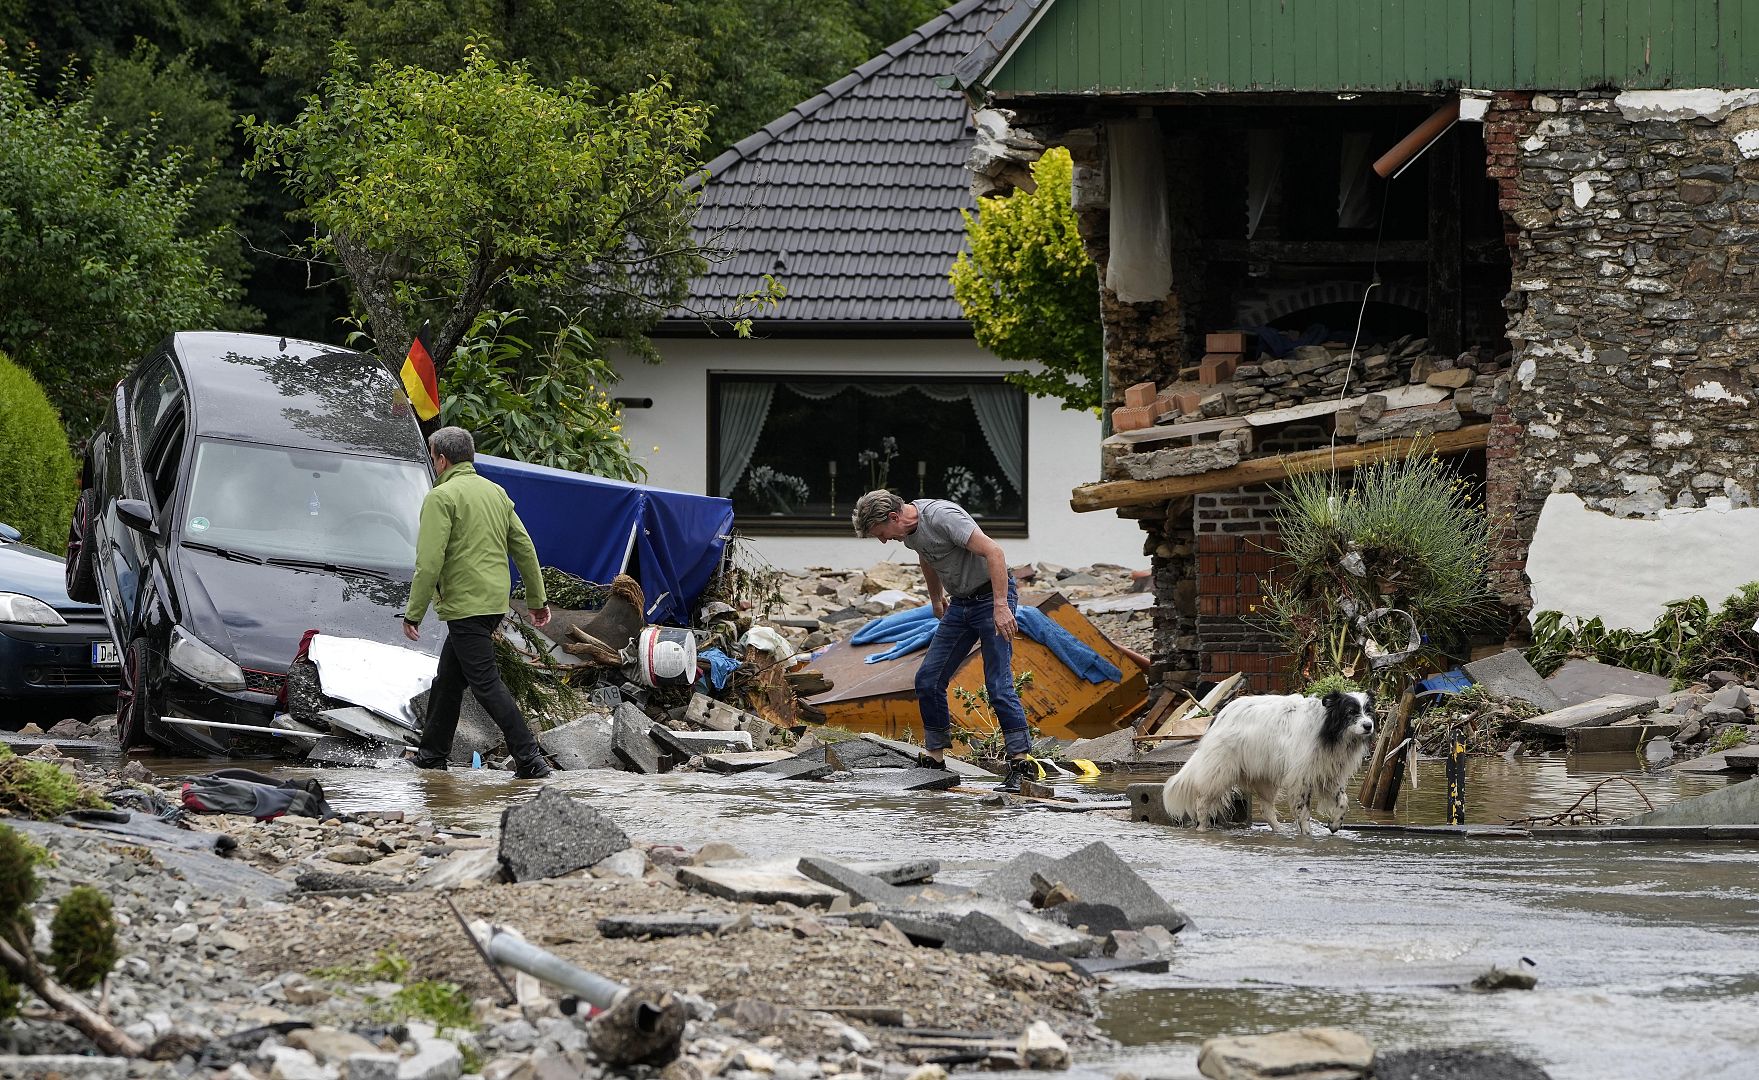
[0,760,1127,1078]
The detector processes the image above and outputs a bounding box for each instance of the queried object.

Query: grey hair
[429,426,475,463]
[851,489,904,537]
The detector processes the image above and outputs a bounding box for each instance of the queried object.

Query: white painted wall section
[614,336,1144,571]
[1526,492,1759,630]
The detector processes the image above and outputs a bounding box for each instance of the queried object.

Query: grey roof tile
[676,0,1003,327]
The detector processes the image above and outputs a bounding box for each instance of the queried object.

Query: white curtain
[1338,131,1375,228]
[1246,128,1284,238]
[1105,118,1173,302]
[717,382,774,496]
[968,384,1025,495]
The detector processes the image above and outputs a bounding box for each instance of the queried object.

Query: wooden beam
[1070,424,1491,513]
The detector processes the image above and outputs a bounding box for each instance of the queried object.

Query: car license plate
[91,641,120,666]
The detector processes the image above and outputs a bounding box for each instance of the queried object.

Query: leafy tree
[438,310,643,482]
[950,147,1103,412]
[0,54,238,431]
[244,47,716,376]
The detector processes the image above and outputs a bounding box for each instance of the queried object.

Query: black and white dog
[1161,690,1377,836]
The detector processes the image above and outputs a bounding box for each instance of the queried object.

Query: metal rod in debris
[484,929,630,1013]
[158,716,340,738]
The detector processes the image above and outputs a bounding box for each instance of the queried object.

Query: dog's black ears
[1321,690,1341,707]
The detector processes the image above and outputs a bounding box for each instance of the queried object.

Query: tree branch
[0,933,145,1058]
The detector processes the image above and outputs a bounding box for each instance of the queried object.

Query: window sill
[734,517,1028,539]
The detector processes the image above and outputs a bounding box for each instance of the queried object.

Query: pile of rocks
[0,762,1112,1078]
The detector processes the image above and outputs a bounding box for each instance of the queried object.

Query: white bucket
[633,626,697,688]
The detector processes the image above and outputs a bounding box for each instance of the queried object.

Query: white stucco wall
[613,336,1143,571]
[1526,492,1759,630]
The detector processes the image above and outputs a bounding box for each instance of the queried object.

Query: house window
[711,375,1028,534]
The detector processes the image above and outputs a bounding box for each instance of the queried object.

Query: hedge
[0,350,78,551]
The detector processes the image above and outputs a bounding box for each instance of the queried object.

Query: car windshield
[180,439,429,569]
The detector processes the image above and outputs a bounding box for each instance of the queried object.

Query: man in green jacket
[403,426,553,779]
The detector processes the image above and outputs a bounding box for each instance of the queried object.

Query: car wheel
[64,489,100,604]
[116,639,159,750]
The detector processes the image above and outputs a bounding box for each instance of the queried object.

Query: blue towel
[852,603,1122,684]
[695,647,740,692]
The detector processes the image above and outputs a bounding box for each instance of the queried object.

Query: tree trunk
[332,232,414,375]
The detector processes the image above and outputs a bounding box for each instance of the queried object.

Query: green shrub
[1301,674,1365,698]
[0,350,78,550]
[0,823,46,927]
[49,886,120,990]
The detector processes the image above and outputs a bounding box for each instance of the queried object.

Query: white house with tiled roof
[616,0,1140,570]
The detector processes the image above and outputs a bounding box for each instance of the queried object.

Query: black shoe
[409,753,449,771]
[916,751,950,770]
[995,757,1033,793]
[513,758,554,780]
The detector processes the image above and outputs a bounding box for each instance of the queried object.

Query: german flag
[399,322,440,434]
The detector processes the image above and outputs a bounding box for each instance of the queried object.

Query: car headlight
[0,593,65,626]
[168,626,246,691]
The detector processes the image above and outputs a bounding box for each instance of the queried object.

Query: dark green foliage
[0,54,240,431]
[1301,674,1364,698]
[513,567,609,612]
[48,886,119,991]
[0,824,46,929]
[1527,582,1759,684]
[0,350,78,550]
[0,970,19,1022]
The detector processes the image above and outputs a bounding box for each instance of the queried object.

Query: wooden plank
[1098,0,1125,90]
[1149,671,1243,738]
[1470,0,1495,86]
[1694,0,1719,87]
[1103,384,1452,448]
[1228,0,1250,91]
[1336,0,1360,89]
[1073,424,1492,512]
[1314,0,1339,90]
[1381,0,1404,87]
[1184,0,1209,90]
[1581,0,1608,84]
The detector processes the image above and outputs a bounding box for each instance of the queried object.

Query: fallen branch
[0,933,145,1058]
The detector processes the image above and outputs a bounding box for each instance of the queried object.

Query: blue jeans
[915,583,1032,757]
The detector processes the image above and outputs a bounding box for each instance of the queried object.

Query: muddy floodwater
[64,745,1759,1079]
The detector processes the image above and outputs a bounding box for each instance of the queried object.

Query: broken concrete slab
[983,842,1189,933]
[684,693,749,732]
[1723,744,1759,770]
[941,911,1070,965]
[846,858,939,885]
[857,734,994,778]
[536,713,617,771]
[497,786,630,882]
[665,729,754,753]
[752,757,835,781]
[1544,659,1675,709]
[1115,439,1242,482]
[1073,955,1170,976]
[822,739,919,771]
[1622,776,1759,827]
[1708,684,1752,713]
[1065,727,1138,765]
[1462,651,1564,712]
[1567,723,1679,755]
[700,750,795,773]
[674,864,844,908]
[1107,925,1179,963]
[420,851,506,893]
[612,704,664,774]
[1670,751,1743,774]
[864,767,962,792]
[797,857,909,906]
[1519,694,1658,738]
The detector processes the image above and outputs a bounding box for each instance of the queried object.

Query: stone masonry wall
[1490,88,1759,612]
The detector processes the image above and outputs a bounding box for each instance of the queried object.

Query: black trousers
[415,613,541,766]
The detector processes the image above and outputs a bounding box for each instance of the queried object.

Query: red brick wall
[1194,490,1291,692]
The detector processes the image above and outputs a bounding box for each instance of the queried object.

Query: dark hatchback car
[65,332,441,751]
[0,523,119,713]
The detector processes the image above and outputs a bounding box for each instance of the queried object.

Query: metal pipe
[1372,100,1461,178]
[484,930,629,1011]
[158,716,341,739]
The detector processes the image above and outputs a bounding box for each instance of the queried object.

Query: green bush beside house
[0,350,78,552]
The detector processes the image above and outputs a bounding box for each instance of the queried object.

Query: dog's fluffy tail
[1161,744,1238,827]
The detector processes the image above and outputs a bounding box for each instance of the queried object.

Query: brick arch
[1234,281,1430,329]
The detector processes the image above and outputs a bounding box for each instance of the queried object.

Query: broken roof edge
[688,0,994,193]
[950,0,1054,93]
[652,316,974,340]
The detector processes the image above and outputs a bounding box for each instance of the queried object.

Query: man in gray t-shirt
[852,490,1038,791]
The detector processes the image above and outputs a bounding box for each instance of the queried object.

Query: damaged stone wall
[1490,88,1759,614]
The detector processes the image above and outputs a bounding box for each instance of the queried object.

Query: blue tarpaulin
[474,455,734,626]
